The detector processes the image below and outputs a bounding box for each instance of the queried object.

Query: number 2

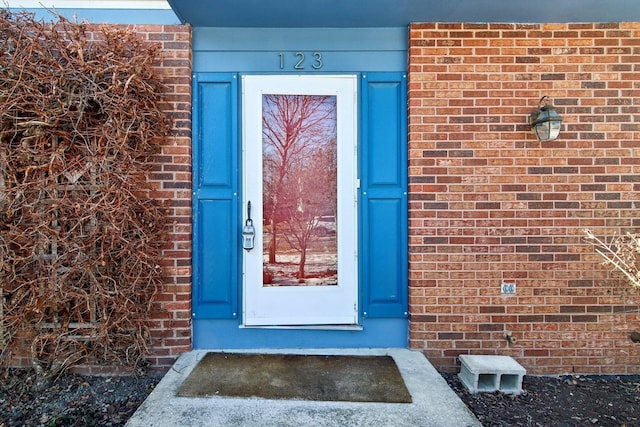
[294,52,305,69]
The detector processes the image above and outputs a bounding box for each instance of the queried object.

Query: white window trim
[5,1,171,9]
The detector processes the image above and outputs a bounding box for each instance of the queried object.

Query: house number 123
[278,52,323,70]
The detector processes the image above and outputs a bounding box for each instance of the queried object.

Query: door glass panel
[262,94,337,287]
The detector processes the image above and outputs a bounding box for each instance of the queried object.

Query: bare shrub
[0,11,171,377]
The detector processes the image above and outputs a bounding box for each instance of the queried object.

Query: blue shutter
[361,73,408,318]
[192,73,239,319]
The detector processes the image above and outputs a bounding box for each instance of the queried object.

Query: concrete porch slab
[126,348,480,427]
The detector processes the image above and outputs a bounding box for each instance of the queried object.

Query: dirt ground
[1,368,639,426]
[442,372,640,427]
[0,369,161,427]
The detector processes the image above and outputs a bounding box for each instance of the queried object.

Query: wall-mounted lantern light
[530,96,563,142]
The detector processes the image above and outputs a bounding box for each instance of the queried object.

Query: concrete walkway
[126,348,481,427]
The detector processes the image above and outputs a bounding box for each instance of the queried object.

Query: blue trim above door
[192,28,407,73]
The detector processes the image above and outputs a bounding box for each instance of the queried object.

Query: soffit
[168,0,640,27]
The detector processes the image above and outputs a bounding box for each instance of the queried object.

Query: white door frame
[242,74,358,326]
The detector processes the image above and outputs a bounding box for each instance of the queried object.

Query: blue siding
[193,319,408,349]
[192,28,406,73]
[192,74,239,319]
[361,73,408,318]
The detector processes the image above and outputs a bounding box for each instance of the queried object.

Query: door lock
[242,201,255,251]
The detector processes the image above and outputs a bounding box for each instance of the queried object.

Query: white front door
[242,75,358,326]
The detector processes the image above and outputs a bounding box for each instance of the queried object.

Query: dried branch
[584,229,640,289]
[0,10,171,378]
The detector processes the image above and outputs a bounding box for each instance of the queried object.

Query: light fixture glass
[530,96,563,142]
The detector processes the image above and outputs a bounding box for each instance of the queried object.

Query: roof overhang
[168,0,640,28]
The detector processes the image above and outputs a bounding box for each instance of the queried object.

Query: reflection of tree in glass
[262,95,337,279]
[280,142,337,279]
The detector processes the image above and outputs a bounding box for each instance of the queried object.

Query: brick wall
[86,24,192,372]
[138,24,193,370]
[408,22,640,374]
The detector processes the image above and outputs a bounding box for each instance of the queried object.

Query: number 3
[312,52,323,69]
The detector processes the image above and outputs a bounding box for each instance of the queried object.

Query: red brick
[408,22,640,375]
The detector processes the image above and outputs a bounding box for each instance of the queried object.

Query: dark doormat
[176,353,413,403]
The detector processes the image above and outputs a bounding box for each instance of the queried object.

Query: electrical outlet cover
[501,282,516,294]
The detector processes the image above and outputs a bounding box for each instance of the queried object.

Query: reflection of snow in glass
[263,252,338,287]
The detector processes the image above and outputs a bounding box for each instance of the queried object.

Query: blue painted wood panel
[367,80,402,186]
[193,319,408,349]
[199,82,234,188]
[367,199,404,305]
[197,200,234,312]
[360,73,408,318]
[192,73,239,319]
[193,28,406,51]
[192,28,407,73]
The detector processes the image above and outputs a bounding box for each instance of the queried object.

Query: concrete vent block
[458,354,526,395]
